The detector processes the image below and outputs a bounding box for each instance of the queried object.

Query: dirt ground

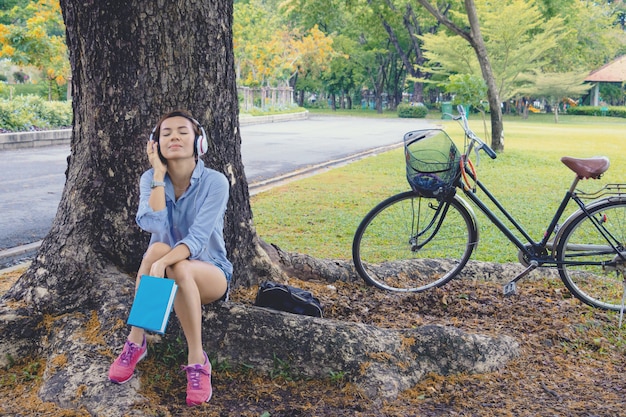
[1,265,625,416]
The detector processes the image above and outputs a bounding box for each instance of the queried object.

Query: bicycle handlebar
[454,105,497,160]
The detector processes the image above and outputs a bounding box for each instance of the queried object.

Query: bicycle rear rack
[576,184,626,200]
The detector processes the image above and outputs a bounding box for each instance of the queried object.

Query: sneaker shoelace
[181,364,210,389]
[119,341,140,366]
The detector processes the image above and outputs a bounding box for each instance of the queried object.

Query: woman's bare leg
[169,260,227,365]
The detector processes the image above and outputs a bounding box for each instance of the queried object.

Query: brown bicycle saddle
[561,156,610,179]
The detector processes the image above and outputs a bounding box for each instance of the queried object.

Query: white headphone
[149,112,208,157]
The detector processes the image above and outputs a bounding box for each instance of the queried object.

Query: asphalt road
[0,115,433,263]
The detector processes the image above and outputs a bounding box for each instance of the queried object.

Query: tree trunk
[553,100,560,123]
[416,0,504,151]
[465,0,504,151]
[0,0,280,411]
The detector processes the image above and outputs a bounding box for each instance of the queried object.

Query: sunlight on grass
[251,115,626,263]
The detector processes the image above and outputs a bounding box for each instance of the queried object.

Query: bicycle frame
[456,167,580,268]
[449,105,625,275]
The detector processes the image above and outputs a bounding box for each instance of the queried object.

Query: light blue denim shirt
[136,160,233,277]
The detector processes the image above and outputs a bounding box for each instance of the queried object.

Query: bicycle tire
[352,191,478,292]
[556,198,626,311]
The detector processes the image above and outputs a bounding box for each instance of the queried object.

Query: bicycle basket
[404,129,461,198]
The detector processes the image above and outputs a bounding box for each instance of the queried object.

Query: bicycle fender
[551,196,626,258]
[453,194,479,244]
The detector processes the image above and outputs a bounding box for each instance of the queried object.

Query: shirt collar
[190,159,204,185]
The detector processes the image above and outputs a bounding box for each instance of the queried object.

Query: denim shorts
[215,265,232,302]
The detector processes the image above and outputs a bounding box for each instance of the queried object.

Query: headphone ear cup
[149,125,158,143]
[196,126,208,156]
[149,124,167,163]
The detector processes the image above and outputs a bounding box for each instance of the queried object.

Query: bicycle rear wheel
[556,199,626,311]
[352,191,477,292]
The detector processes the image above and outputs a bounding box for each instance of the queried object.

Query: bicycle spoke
[557,200,626,311]
[353,192,477,292]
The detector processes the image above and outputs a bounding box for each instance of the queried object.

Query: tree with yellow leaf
[0,0,69,99]
[233,0,335,95]
[291,25,335,102]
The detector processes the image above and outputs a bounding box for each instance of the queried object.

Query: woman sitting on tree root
[108,110,232,407]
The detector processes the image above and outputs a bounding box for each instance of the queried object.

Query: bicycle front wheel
[352,191,478,292]
[556,199,626,311]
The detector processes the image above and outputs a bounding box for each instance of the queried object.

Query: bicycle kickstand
[503,260,539,297]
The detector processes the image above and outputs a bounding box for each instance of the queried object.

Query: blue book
[127,275,178,334]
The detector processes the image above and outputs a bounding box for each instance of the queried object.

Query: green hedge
[0,95,72,132]
[567,105,626,118]
[397,103,428,118]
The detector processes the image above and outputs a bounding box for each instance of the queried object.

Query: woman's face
[158,116,196,160]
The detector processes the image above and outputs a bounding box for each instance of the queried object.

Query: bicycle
[352,105,626,311]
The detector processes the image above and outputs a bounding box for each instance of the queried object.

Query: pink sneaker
[181,352,212,406]
[108,336,147,384]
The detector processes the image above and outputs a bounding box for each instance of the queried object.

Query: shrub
[0,95,72,131]
[567,105,626,118]
[397,103,428,118]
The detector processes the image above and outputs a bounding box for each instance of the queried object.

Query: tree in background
[233,0,335,109]
[417,0,505,152]
[537,0,626,71]
[445,73,489,132]
[320,35,361,109]
[421,0,568,108]
[291,25,336,103]
[520,71,591,123]
[234,0,301,88]
[373,0,445,104]
[0,0,69,99]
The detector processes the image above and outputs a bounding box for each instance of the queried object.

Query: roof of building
[585,55,626,83]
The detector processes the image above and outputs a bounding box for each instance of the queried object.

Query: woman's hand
[149,259,167,278]
[147,140,167,176]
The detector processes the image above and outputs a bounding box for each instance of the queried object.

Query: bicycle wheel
[556,199,626,311]
[352,191,478,292]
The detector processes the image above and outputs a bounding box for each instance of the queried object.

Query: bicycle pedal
[503,282,517,297]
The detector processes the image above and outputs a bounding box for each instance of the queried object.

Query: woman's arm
[147,139,167,212]
[149,243,191,277]
[136,170,169,233]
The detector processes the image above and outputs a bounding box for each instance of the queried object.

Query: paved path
[0,115,433,265]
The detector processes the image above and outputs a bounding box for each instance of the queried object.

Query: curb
[0,129,71,151]
[0,111,309,151]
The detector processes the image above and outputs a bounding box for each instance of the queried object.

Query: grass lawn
[251,112,626,263]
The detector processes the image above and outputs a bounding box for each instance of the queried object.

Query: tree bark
[205,302,519,401]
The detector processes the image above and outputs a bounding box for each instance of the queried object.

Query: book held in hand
[127,275,178,334]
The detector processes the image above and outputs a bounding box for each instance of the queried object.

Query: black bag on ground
[254,281,323,318]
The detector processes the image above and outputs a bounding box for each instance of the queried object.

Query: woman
[108,110,232,407]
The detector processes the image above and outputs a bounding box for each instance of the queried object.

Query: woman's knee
[145,242,172,259]
[167,261,194,286]
[138,243,172,275]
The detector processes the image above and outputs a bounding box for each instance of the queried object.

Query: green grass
[307,107,407,119]
[251,115,626,264]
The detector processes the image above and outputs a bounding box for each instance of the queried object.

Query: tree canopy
[1,0,625,110]
[0,0,69,91]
